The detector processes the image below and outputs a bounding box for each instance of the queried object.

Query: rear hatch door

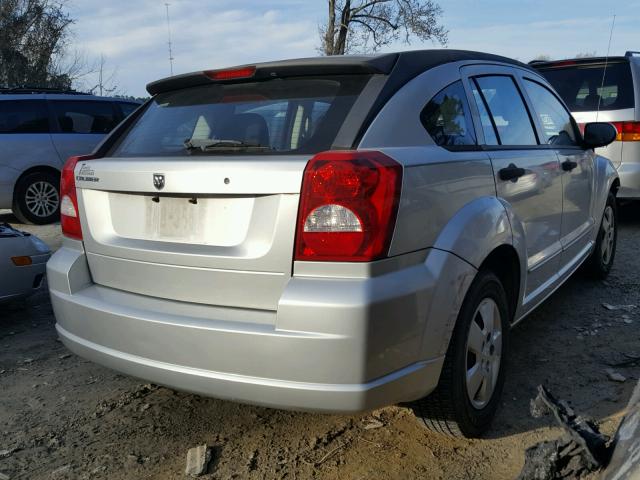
[76,71,382,312]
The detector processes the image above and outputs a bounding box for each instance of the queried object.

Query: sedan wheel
[12,171,61,225]
[466,298,503,410]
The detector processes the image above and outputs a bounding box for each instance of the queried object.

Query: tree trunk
[334,0,351,55]
[323,0,336,55]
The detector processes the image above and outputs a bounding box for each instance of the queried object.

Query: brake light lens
[60,154,95,240]
[295,151,403,262]
[203,66,256,81]
[611,121,640,141]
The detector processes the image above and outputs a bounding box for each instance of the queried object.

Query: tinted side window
[472,76,538,146]
[524,79,578,146]
[0,100,49,133]
[51,101,118,134]
[420,80,476,147]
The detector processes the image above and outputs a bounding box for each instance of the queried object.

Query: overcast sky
[66,0,640,97]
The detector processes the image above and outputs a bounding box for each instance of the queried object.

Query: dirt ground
[1,206,639,480]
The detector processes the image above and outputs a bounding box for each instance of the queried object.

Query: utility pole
[165,3,174,75]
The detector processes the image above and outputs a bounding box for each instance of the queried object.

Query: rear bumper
[617,145,640,198]
[47,241,476,412]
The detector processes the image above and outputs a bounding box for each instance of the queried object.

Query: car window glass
[0,100,49,133]
[51,101,118,134]
[470,85,499,145]
[537,62,633,112]
[112,75,371,157]
[472,76,538,146]
[118,102,139,118]
[524,79,578,146]
[420,80,476,147]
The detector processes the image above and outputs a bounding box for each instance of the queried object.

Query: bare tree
[320,0,447,56]
[575,51,597,58]
[531,54,552,62]
[0,0,77,89]
[87,54,121,97]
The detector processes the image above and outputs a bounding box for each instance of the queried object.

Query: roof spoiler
[146,54,399,96]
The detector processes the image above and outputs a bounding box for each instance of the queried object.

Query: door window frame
[460,66,542,150]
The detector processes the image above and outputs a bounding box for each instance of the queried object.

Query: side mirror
[583,122,617,149]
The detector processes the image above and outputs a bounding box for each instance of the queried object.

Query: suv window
[471,76,538,146]
[421,80,476,147]
[111,75,372,157]
[51,100,119,134]
[524,79,578,146]
[0,100,49,133]
[118,102,139,118]
[536,62,634,112]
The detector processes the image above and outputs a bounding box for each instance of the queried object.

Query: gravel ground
[1,206,639,480]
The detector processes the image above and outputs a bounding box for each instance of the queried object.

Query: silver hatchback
[47,50,619,437]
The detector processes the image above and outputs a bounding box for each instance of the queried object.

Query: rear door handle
[562,160,578,171]
[499,163,526,181]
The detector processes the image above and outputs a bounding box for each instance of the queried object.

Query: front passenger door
[521,78,595,272]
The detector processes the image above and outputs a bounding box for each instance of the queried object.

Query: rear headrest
[219,113,269,146]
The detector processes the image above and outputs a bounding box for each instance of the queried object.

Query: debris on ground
[363,419,385,430]
[517,385,611,480]
[605,369,627,383]
[601,379,640,479]
[602,303,637,312]
[185,445,212,477]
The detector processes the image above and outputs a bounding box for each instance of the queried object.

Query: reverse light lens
[295,151,402,262]
[304,204,363,232]
[60,195,77,217]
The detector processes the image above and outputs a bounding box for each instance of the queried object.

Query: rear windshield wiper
[183,138,273,152]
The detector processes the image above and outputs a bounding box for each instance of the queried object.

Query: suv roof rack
[0,87,89,95]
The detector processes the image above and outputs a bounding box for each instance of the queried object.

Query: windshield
[112,75,373,157]
[537,61,634,112]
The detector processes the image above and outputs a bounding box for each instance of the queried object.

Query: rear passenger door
[519,75,595,271]
[48,100,120,161]
[461,66,563,308]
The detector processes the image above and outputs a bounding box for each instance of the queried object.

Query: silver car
[1,223,50,302]
[47,50,619,437]
[533,52,640,199]
[0,89,139,224]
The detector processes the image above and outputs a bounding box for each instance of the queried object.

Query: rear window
[111,75,372,157]
[537,61,634,112]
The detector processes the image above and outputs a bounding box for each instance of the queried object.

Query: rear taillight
[294,151,403,262]
[60,155,95,240]
[611,121,640,141]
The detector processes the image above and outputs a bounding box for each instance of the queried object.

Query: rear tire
[12,171,60,225]
[410,270,509,438]
[586,191,617,279]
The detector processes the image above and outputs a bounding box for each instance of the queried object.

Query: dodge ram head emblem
[153,173,165,190]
